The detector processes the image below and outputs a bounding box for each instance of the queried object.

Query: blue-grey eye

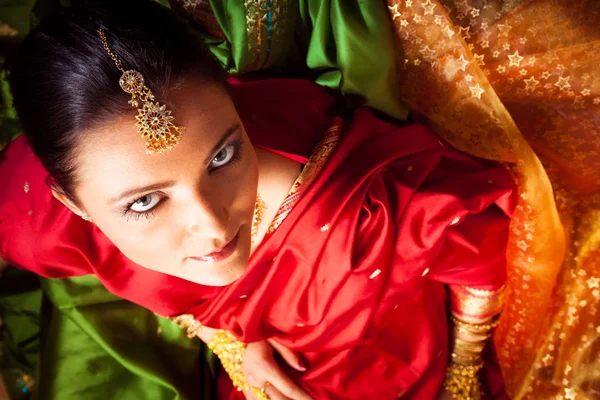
[211,144,235,168]
[129,193,161,212]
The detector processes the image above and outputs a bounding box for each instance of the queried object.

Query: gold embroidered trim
[265,124,341,235]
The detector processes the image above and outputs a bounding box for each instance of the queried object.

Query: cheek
[217,146,259,210]
[100,220,179,274]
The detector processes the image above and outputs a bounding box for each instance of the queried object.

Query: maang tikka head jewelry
[97,30,184,154]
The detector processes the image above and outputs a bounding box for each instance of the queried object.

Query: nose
[186,191,230,239]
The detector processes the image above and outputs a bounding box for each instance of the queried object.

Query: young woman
[0,1,514,399]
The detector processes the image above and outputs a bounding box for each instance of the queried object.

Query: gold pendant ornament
[98,30,184,154]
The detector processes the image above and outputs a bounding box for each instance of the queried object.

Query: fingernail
[298,359,308,371]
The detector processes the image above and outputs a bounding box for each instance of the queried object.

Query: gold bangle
[449,285,505,321]
[444,361,483,400]
[451,316,499,333]
[208,330,269,400]
[451,352,482,364]
[454,338,487,353]
[171,314,204,338]
[454,327,493,340]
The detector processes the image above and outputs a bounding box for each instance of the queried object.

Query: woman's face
[61,82,259,286]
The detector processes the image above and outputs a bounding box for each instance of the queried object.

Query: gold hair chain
[97,30,184,154]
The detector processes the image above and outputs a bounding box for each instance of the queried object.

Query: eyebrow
[110,123,242,206]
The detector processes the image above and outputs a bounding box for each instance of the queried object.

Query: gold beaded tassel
[97,30,184,154]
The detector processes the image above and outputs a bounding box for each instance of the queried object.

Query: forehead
[74,84,238,191]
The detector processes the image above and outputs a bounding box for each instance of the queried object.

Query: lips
[188,231,239,264]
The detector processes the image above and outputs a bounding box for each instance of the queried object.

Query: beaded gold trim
[266,124,340,235]
[172,314,203,338]
[208,330,269,400]
[451,316,499,333]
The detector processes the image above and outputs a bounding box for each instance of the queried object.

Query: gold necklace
[251,193,266,240]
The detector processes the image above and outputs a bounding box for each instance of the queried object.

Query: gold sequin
[586,277,599,289]
[422,0,436,15]
[24,182,30,193]
[388,4,402,20]
[369,269,382,279]
[554,76,571,91]
[469,84,484,99]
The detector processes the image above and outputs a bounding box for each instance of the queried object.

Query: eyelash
[121,140,244,221]
[121,203,159,221]
[209,139,244,173]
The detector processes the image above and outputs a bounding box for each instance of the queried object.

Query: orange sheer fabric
[385,0,599,398]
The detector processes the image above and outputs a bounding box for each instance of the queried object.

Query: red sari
[0,79,515,399]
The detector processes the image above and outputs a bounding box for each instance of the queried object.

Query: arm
[443,286,505,400]
[172,315,312,400]
[395,149,515,399]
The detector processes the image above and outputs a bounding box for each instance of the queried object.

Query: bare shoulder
[254,147,301,227]
[255,147,301,187]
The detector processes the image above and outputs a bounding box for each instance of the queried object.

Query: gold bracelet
[451,352,481,364]
[171,314,204,338]
[454,338,487,353]
[449,285,505,321]
[451,316,499,333]
[454,328,492,341]
[444,361,483,400]
[207,330,269,400]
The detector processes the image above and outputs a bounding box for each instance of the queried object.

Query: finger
[268,339,307,372]
[243,385,289,400]
[266,366,313,400]
[265,383,291,400]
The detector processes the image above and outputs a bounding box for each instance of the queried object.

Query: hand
[241,339,312,400]
[198,327,312,400]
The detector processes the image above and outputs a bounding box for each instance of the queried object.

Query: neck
[250,147,303,253]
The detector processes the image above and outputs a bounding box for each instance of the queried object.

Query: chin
[182,260,247,287]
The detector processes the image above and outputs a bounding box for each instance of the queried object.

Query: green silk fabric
[201,0,407,120]
[34,276,214,400]
[0,0,408,398]
[1,270,215,400]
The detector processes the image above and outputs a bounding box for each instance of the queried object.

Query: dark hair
[9,0,228,202]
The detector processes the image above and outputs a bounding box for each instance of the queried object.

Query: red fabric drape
[0,79,515,398]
